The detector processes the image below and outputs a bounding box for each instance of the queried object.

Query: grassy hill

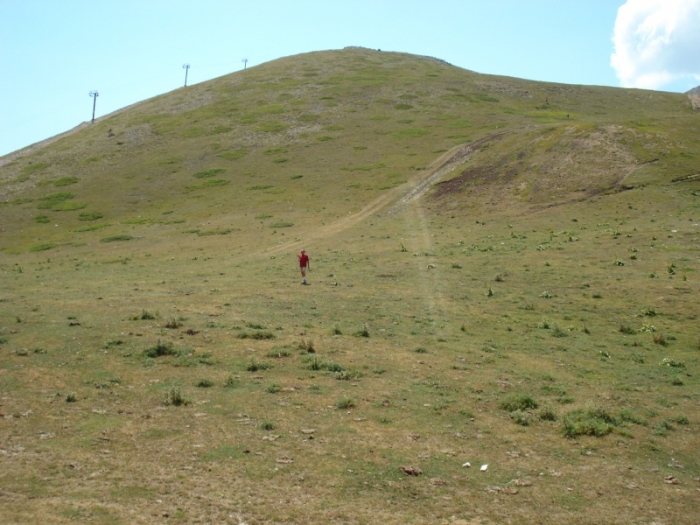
[1,47,699,524]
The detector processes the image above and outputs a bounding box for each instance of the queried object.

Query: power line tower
[242,58,248,70]
[89,91,99,124]
[182,63,191,87]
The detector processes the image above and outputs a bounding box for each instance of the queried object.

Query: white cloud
[611,0,700,90]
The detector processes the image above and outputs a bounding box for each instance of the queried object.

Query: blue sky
[1,0,699,157]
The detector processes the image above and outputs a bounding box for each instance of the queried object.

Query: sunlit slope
[0,47,697,254]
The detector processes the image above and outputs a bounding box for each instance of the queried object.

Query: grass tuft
[336,397,356,409]
[562,407,617,437]
[144,340,179,358]
[501,393,538,412]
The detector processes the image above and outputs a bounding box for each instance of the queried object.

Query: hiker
[298,249,310,285]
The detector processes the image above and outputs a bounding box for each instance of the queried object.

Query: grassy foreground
[1,48,699,524]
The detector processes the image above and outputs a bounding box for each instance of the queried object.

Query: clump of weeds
[298,339,315,353]
[501,393,538,412]
[562,407,617,437]
[267,347,291,358]
[247,359,273,372]
[144,340,179,358]
[224,376,240,388]
[336,397,356,409]
[510,410,534,426]
[354,325,370,338]
[265,384,282,394]
[164,387,189,406]
[165,317,184,329]
[132,309,157,320]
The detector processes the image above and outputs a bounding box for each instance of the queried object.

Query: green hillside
[1,48,699,524]
[2,47,697,253]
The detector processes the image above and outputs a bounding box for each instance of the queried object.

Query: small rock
[430,477,446,485]
[400,466,422,476]
[509,479,532,487]
[480,464,488,472]
[485,486,518,495]
[462,462,471,468]
[664,476,680,485]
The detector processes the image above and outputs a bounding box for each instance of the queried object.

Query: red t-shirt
[298,253,309,268]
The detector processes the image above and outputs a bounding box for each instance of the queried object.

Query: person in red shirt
[298,249,310,285]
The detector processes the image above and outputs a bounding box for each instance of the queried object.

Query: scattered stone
[486,486,518,495]
[262,435,279,441]
[664,476,680,485]
[462,462,471,468]
[480,464,488,472]
[509,479,532,487]
[300,429,315,435]
[400,466,423,476]
[276,456,293,464]
[430,477,446,486]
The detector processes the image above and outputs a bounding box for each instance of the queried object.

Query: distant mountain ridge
[687,85,700,95]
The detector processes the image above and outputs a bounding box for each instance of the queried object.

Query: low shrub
[563,407,617,437]
[101,235,133,243]
[165,317,183,329]
[501,393,538,412]
[237,331,275,340]
[336,397,356,409]
[354,325,370,338]
[510,410,533,426]
[538,407,558,421]
[144,341,179,358]
[266,348,291,358]
[246,359,273,372]
[78,212,103,221]
[298,339,315,353]
[165,387,189,406]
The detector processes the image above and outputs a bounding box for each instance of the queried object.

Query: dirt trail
[264,132,506,255]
